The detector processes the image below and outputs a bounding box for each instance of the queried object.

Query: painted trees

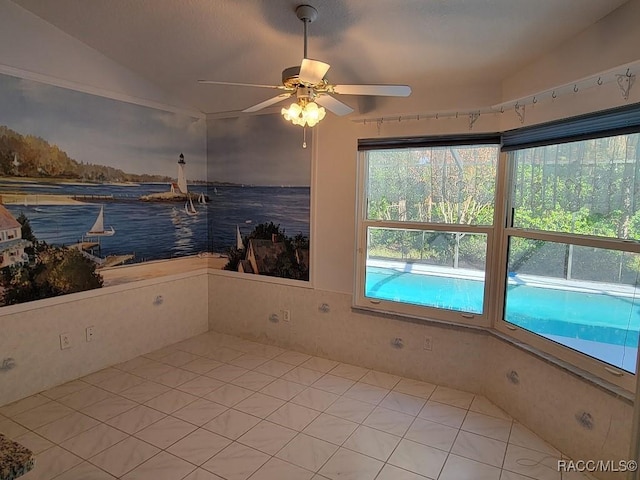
[0,215,102,306]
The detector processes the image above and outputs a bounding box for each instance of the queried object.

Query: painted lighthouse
[141,153,207,203]
[171,153,188,194]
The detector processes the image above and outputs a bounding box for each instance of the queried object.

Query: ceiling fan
[198,4,411,128]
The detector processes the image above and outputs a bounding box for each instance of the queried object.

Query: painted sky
[0,73,207,180]
[207,114,311,186]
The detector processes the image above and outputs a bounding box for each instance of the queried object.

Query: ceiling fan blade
[332,84,412,97]
[315,95,354,116]
[242,93,293,113]
[198,80,286,90]
[299,58,331,85]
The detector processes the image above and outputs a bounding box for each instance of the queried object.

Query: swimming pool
[365,265,640,372]
[365,265,485,313]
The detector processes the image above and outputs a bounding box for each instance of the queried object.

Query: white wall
[208,275,488,392]
[485,336,633,477]
[0,0,199,115]
[501,0,640,101]
[1,273,209,406]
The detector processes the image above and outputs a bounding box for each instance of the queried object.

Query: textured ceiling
[11,0,630,115]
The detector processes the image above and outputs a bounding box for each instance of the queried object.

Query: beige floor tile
[319,447,383,479]
[172,398,228,426]
[34,411,99,444]
[12,401,74,430]
[302,413,358,445]
[0,394,50,417]
[343,424,400,461]
[1,332,573,480]
[202,408,261,439]
[14,431,54,455]
[89,436,159,477]
[237,420,297,455]
[60,423,128,459]
[121,451,196,480]
[388,439,448,479]
[202,442,270,480]
[276,433,338,471]
[134,415,197,448]
[53,461,116,480]
[106,405,166,434]
[168,428,232,465]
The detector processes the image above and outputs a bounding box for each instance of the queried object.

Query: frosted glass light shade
[281,101,326,127]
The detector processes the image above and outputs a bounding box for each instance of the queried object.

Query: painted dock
[68,242,134,267]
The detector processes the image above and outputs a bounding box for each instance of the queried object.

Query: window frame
[494,141,640,391]
[354,140,501,328]
[354,107,640,392]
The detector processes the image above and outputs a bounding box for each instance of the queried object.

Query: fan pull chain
[302,126,307,148]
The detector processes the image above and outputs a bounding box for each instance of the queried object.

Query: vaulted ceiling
[11,0,630,116]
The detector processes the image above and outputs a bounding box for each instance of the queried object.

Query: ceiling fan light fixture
[200,4,410,127]
[281,100,326,127]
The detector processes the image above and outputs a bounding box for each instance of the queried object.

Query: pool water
[365,265,640,373]
[365,266,485,313]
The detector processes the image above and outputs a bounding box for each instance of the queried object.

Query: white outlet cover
[60,333,71,350]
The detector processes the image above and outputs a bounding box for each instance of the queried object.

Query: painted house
[1,2,640,479]
[0,204,30,268]
[244,237,287,275]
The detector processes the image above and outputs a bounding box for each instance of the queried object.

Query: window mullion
[363,220,492,235]
[505,228,640,253]
[487,150,511,326]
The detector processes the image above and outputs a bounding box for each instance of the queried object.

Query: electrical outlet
[60,333,72,350]
[423,336,433,351]
[86,326,95,342]
[282,310,291,322]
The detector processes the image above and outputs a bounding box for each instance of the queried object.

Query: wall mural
[0,73,207,306]
[0,74,311,307]
[206,115,311,281]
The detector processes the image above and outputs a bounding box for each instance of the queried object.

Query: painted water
[1,180,310,263]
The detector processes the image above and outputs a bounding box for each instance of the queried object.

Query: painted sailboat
[236,225,244,250]
[198,192,207,204]
[87,205,115,236]
[185,196,198,216]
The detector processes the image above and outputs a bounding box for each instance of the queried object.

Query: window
[356,140,500,323]
[355,106,640,390]
[502,133,640,377]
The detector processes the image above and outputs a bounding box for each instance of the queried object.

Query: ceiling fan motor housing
[282,66,302,87]
[296,86,315,102]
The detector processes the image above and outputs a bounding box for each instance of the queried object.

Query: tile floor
[0,331,595,480]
